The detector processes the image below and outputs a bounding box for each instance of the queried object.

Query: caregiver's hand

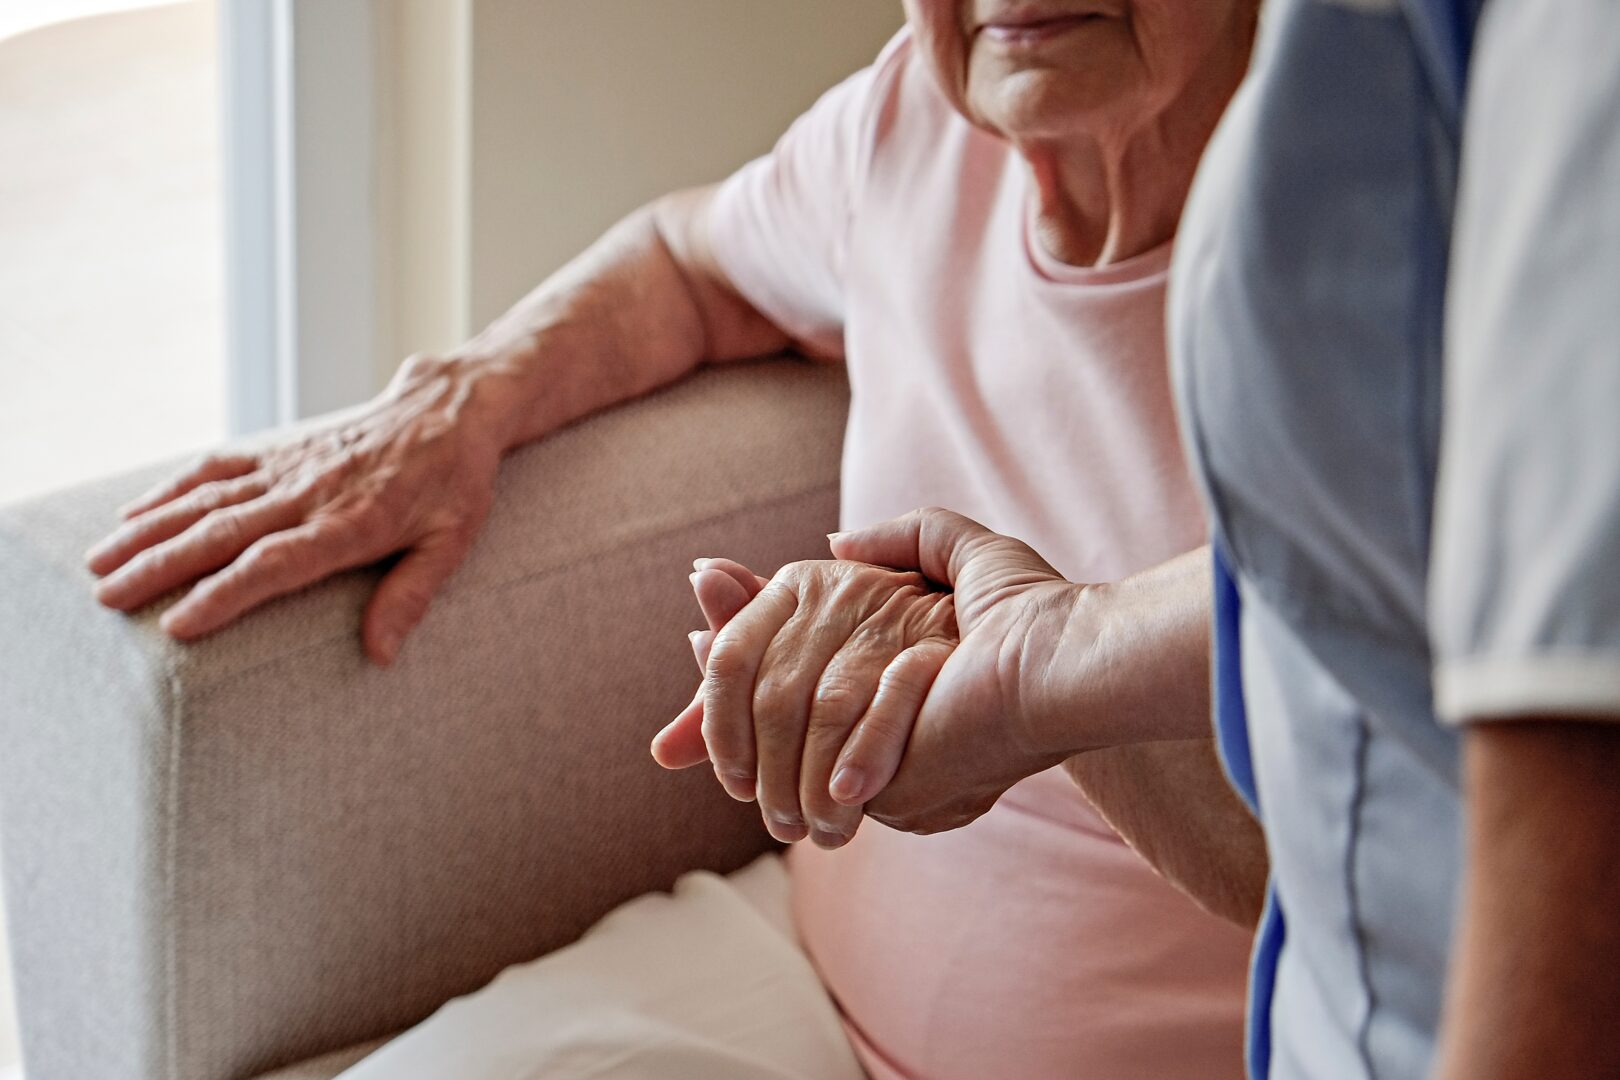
[829,508,1090,834]
[84,355,511,665]
[679,558,958,848]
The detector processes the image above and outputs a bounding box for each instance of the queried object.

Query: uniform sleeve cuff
[1434,654,1620,725]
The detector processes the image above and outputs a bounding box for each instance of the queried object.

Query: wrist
[1017,580,1112,759]
[1019,568,1211,757]
[386,344,542,457]
[440,316,582,452]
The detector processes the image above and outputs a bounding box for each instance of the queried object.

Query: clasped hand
[652,508,1085,848]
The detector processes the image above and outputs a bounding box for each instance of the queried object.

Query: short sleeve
[705,33,905,359]
[1431,0,1620,723]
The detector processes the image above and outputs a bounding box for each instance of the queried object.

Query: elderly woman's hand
[656,556,958,848]
[84,355,512,665]
[660,510,1106,840]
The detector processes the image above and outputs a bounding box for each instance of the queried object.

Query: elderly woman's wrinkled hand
[655,509,1100,842]
[84,355,511,665]
[654,556,958,849]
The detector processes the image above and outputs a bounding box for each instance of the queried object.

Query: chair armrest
[0,358,847,1080]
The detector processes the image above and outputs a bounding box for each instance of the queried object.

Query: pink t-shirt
[708,31,1251,1080]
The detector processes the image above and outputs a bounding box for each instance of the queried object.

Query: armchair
[0,359,847,1080]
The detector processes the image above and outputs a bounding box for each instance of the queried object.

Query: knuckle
[751,670,792,709]
[812,672,866,712]
[397,352,447,381]
[851,717,909,762]
[239,541,289,577]
[878,658,929,699]
[871,711,913,744]
[127,547,168,581]
[703,667,751,709]
[311,519,360,557]
[175,481,225,514]
[703,643,751,688]
[844,619,895,655]
[201,509,249,550]
[753,669,813,730]
[699,715,746,761]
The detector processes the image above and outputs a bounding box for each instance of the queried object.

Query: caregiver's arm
[832,512,1267,921]
[87,185,788,663]
[1045,550,1266,927]
[1431,721,1620,1080]
[1065,742,1266,928]
[1427,2,1620,1073]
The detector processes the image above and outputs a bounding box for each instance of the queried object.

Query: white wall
[377,0,903,377]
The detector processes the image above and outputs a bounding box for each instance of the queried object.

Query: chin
[972,68,1117,143]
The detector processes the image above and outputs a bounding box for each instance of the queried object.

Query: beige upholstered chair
[0,360,847,1080]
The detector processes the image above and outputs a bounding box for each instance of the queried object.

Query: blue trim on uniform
[1401,0,1483,132]
[1214,542,1285,1080]
[1212,544,1258,814]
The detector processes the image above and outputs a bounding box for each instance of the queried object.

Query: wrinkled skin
[86,357,509,665]
[655,507,1093,841]
[655,558,958,848]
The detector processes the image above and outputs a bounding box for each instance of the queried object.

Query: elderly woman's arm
[1046,552,1267,927]
[86,186,790,663]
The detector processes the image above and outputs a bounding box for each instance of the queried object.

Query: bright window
[0,0,225,508]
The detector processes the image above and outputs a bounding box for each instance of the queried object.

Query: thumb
[829,507,1055,591]
[362,533,470,666]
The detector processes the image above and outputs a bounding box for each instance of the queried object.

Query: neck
[1021,33,1252,268]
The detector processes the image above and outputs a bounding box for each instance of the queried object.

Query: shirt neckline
[1021,185,1175,288]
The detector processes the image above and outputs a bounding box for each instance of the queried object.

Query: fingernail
[769,813,808,843]
[692,558,712,571]
[827,532,850,543]
[830,766,866,803]
[810,827,849,849]
[377,630,402,665]
[688,572,703,591]
[717,768,756,802]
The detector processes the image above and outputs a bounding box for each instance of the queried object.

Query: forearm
[436,185,791,452]
[1028,545,1219,753]
[1017,545,1267,923]
[1063,739,1267,927]
[1433,719,1620,1079]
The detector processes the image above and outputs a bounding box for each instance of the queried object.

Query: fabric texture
[0,360,848,1080]
[1431,0,1620,722]
[251,1041,388,1080]
[331,855,865,1080]
[709,29,1250,1080]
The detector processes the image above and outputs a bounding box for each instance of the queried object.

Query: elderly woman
[87,2,1261,1077]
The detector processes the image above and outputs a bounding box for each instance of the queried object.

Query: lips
[977,6,1103,44]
